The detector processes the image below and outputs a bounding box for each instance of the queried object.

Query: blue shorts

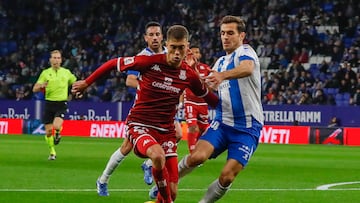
[199,119,262,167]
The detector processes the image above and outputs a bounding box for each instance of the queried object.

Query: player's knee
[120,142,132,155]
[53,125,61,131]
[175,131,182,140]
[170,184,177,201]
[219,175,234,187]
[188,152,207,167]
[188,125,198,133]
[46,129,52,136]
[148,146,166,169]
[219,169,237,186]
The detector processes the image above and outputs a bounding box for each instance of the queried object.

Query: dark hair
[166,25,189,41]
[144,21,162,36]
[145,21,161,30]
[190,45,200,49]
[220,15,246,33]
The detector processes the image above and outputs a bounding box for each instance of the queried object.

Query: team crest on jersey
[123,57,135,65]
[164,77,173,85]
[179,70,186,80]
[151,64,161,72]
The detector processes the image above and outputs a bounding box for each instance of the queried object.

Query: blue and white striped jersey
[138,47,167,56]
[212,44,264,129]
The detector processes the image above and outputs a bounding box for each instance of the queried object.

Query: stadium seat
[310,68,320,79]
[323,56,332,62]
[343,92,351,101]
[96,85,105,95]
[318,72,326,81]
[7,41,17,53]
[309,63,318,70]
[303,63,310,70]
[335,98,342,106]
[317,32,328,42]
[335,93,343,100]
[343,37,354,48]
[328,88,339,96]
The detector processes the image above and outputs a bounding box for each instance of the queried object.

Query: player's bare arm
[32,81,48,92]
[205,59,254,89]
[125,74,139,88]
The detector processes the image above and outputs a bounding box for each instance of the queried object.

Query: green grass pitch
[0,134,359,203]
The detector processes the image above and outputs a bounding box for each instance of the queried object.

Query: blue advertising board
[0,100,359,127]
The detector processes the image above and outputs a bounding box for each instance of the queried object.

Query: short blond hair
[50,50,62,56]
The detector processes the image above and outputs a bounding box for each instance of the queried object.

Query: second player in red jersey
[183,45,212,153]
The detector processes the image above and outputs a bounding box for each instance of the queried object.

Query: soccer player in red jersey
[183,45,212,153]
[72,25,218,203]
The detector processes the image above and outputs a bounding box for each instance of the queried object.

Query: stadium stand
[0,0,359,106]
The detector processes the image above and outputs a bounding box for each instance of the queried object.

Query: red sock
[152,167,172,203]
[187,131,199,153]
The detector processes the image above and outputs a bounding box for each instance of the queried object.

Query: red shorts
[184,102,209,129]
[127,124,177,158]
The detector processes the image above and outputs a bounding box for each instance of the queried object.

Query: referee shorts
[42,101,68,124]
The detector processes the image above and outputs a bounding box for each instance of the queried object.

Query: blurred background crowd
[0,0,359,106]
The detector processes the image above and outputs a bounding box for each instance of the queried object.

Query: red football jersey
[184,62,211,104]
[117,54,209,131]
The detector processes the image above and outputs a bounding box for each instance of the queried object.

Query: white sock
[99,149,125,183]
[178,154,196,178]
[144,158,152,167]
[199,179,231,203]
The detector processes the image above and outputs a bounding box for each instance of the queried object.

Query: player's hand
[40,81,48,89]
[184,48,198,68]
[71,80,89,98]
[204,70,222,90]
[74,92,84,99]
[178,102,184,109]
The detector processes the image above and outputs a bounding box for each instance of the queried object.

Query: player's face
[190,47,201,60]
[220,23,245,54]
[166,38,188,67]
[50,52,62,69]
[144,26,163,53]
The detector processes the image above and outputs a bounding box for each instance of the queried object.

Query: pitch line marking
[316,181,360,190]
[0,188,360,192]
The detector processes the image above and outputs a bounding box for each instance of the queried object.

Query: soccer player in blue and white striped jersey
[178,15,264,203]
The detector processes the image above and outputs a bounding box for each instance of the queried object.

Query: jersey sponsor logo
[164,77,173,85]
[179,70,186,80]
[152,77,181,93]
[151,64,161,72]
[123,57,135,65]
[218,80,230,90]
